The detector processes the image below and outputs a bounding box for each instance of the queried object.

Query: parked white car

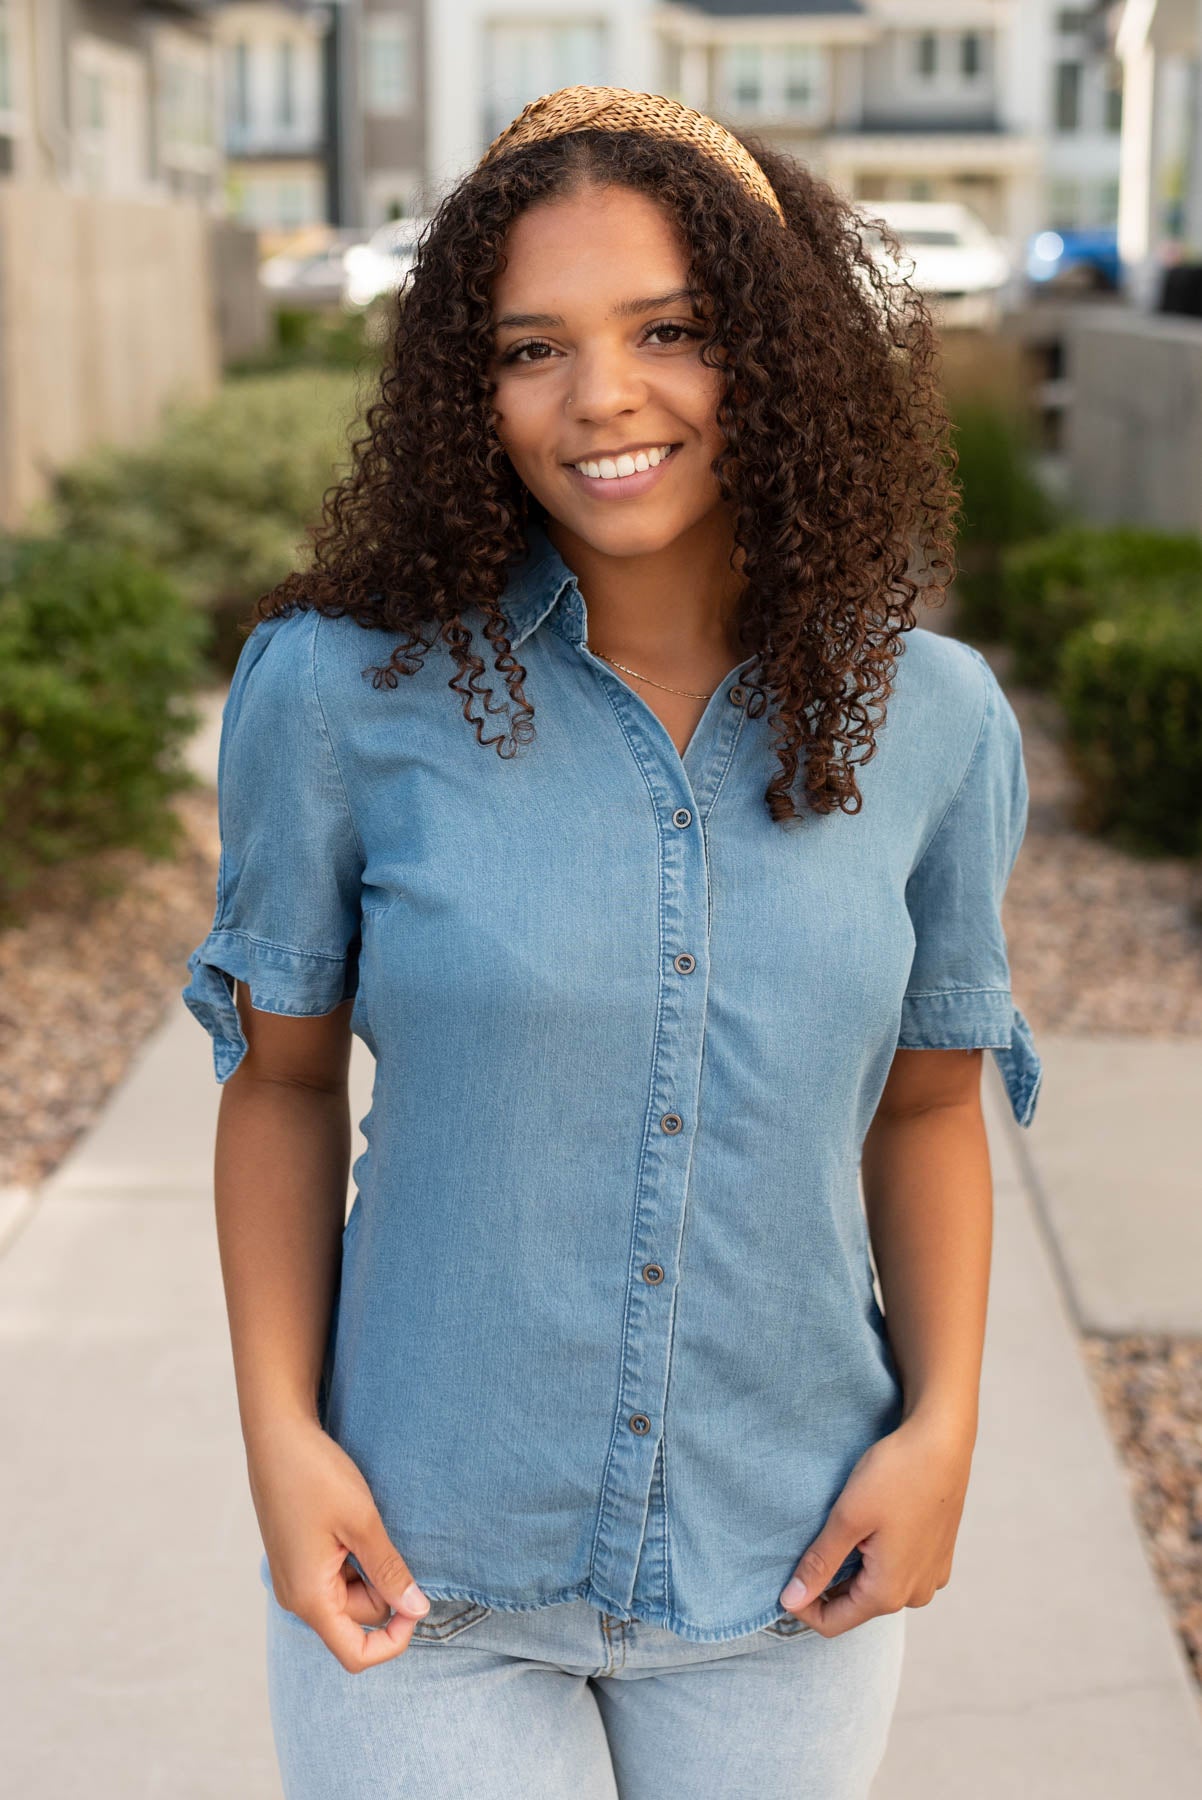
[343,218,433,307]
[853,201,1015,328]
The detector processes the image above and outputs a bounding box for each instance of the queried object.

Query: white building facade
[211,0,330,230]
[1116,0,1202,303]
[421,0,1124,256]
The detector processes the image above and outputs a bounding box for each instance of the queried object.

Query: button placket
[573,628,747,1616]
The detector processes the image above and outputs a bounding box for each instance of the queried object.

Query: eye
[499,339,558,365]
[644,321,702,346]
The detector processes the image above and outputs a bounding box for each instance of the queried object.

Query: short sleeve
[897,647,1044,1127]
[181,609,364,1084]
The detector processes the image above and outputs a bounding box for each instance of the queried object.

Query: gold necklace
[593,650,714,700]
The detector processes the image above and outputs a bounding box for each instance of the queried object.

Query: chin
[552,505,701,560]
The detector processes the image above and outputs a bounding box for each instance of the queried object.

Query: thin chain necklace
[592,650,714,700]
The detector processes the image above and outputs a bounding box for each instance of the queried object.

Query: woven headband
[477,84,785,225]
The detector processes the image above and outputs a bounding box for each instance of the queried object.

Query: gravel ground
[0,782,220,1191]
[1,641,1199,1693]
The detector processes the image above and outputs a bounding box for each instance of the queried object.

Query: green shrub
[0,535,210,920]
[947,398,1064,640]
[1057,576,1202,857]
[226,298,391,378]
[26,368,364,677]
[1000,524,1202,689]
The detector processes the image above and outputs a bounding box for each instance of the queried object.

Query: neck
[544,509,745,668]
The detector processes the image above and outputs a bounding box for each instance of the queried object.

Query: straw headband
[477,84,786,226]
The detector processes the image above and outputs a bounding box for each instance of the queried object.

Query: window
[916,32,938,78]
[1105,77,1122,133]
[277,39,295,131]
[159,46,214,155]
[72,38,148,195]
[718,43,827,120]
[227,41,250,135]
[783,45,821,113]
[729,46,762,110]
[1055,8,1088,31]
[483,24,606,146]
[363,15,413,116]
[1054,62,1081,131]
[961,32,982,78]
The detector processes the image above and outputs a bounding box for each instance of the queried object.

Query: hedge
[24,368,363,677]
[1057,577,1202,858]
[0,534,208,919]
[998,524,1202,689]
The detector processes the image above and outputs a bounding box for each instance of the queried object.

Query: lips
[563,442,682,500]
[567,444,679,481]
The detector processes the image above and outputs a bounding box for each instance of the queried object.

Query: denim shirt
[182,521,1043,1643]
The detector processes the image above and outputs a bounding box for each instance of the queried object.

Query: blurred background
[1,2,1201,1794]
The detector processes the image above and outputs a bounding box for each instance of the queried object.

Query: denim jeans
[261,1556,906,1799]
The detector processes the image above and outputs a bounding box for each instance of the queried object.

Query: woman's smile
[563,441,683,500]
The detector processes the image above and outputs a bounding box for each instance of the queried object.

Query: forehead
[491,186,688,302]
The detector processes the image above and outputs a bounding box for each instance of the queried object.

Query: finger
[346,1514,430,1623]
[342,1562,392,1629]
[803,1569,893,1639]
[320,1603,420,1670]
[780,1518,864,1616]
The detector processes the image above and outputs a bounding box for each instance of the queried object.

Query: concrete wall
[209,215,270,364]
[0,180,221,530]
[1063,306,1202,537]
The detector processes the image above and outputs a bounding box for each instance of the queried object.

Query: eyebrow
[493,287,706,331]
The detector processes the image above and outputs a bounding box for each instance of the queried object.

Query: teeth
[573,445,673,480]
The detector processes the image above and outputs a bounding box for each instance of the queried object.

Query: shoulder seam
[308,611,368,867]
[909,639,994,873]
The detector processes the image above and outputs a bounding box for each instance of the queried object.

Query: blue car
[1025,224,1120,292]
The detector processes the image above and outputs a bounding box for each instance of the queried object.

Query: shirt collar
[500,519,587,649]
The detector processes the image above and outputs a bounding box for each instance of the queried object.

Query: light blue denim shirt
[182,521,1043,1644]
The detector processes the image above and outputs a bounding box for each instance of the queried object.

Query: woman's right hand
[248,1413,432,1671]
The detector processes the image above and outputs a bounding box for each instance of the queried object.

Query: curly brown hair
[255,125,961,825]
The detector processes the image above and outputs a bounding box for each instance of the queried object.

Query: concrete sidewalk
[1,693,1200,1794]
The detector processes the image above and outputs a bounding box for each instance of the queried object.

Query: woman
[182,86,1043,1799]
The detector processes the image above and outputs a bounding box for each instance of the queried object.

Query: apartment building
[210,0,330,228]
[655,0,1123,248]
[427,2,656,198]
[1116,0,1202,301]
[0,2,242,527]
[419,0,1123,253]
[353,0,426,224]
[0,0,220,201]
[1044,2,1124,228]
[208,0,426,230]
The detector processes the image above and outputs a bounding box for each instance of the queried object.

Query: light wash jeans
[261,1556,906,1799]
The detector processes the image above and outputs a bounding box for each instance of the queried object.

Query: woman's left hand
[778,1410,975,1638]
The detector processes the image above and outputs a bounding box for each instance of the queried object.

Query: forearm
[213,1072,351,1453]
[860,1098,993,1439]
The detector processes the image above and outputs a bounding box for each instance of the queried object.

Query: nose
[566,339,649,423]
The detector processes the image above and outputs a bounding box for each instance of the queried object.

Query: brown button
[629,1414,651,1434]
[673,952,696,974]
[643,1263,665,1283]
[660,1113,683,1134]
[729,685,746,706]
[671,807,692,829]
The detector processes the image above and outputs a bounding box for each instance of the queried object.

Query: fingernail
[398,1582,429,1617]
[781,1577,807,1607]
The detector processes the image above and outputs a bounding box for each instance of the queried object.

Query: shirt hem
[391,1579,843,1645]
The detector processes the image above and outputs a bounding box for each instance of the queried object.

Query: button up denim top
[182,521,1043,1643]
